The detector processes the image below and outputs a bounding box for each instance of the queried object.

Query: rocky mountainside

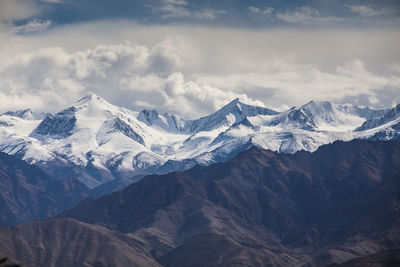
[0,140,399,266]
[0,218,160,267]
[328,249,400,266]
[356,103,400,131]
[0,152,89,226]
[56,140,400,266]
[2,109,47,121]
[0,95,398,194]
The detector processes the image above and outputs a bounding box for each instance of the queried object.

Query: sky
[0,0,399,118]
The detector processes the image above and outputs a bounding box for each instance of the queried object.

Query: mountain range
[0,140,399,266]
[0,95,399,194]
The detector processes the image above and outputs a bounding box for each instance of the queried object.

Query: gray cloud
[11,19,52,34]
[149,0,225,20]
[275,6,345,25]
[246,4,399,26]
[0,21,399,117]
[347,5,395,17]
[247,5,346,25]
[0,41,262,118]
[0,0,40,22]
[40,0,64,3]
[196,59,400,110]
[248,6,274,18]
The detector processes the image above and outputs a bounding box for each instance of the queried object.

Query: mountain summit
[76,93,104,103]
[0,95,399,192]
[185,98,278,133]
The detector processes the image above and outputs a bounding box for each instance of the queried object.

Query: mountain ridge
[0,94,399,192]
[57,139,400,266]
[0,139,399,266]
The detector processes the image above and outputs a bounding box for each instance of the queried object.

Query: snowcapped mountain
[357,104,400,141]
[184,98,278,133]
[2,109,48,120]
[356,103,400,130]
[0,94,398,191]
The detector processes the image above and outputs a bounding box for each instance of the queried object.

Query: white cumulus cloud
[0,41,262,118]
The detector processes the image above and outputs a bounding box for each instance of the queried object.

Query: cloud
[150,0,225,20]
[161,72,264,115]
[0,22,399,117]
[156,0,191,19]
[248,6,274,18]
[275,6,344,25]
[12,19,52,34]
[0,1,49,38]
[0,41,262,118]
[347,5,395,17]
[0,0,40,22]
[40,0,64,3]
[247,5,348,25]
[194,58,400,111]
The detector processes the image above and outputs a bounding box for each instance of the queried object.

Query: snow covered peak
[30,93,136,141]
[30,107,77,139]
[135,98,278,134]
[267,100,374,131]
[76,94,105,104]
[1,94,399,190]
[299,101,336,129]
[71,94,141,124]
[222,97,240,108]
[3,109,47,120]
[217,98,243,115]
[301,100,332,111]
[137,109,185,132]
[186,98,278,133]
[356,103,400,131]
[137,109,162,126]
[72,94,121,117]
[218,98,277,117]
[4,109,33,119]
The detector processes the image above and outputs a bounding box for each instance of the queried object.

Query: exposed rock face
[31,107,77,139]
[113,117,145,145]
